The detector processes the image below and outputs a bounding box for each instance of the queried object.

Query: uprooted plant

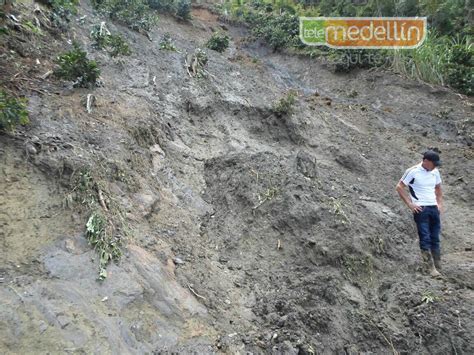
[86,211,123,280]
[185,48,208,78]
[66,167,129,280]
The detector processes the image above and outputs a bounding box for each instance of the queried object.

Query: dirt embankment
[1,1,473,354]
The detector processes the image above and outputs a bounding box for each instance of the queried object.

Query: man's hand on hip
[409,203,423,213]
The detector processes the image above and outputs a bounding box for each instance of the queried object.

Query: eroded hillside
[1,1,473,354]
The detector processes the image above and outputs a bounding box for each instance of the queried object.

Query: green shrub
[272,91,297,117]
[206,32,230,52]
[37,0,79,29]
[55,43,101,88]
[92,0,158,32]
[392,33,473,95]
[0,91,29,131]
[159,32,177,51]
[445,41,473,95]
[175,0,191,20]
[148,0,175,12]
[48,0,79,16]
[90,23,131,57]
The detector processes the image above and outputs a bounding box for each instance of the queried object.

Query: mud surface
[0,2,473,354]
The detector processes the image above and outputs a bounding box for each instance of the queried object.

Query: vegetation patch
[185,48,209,78]
[147,0,191,20]
[86,211,122,280]
[67,167,130,280]
[36,0,79,29]
[272,91,297,117]
[340,254,374,284]
[55,43,101,88]
[159,32,177,51]
[91,0,158,32]
[206,32,230,53]
[329,197,350,225]
[175,0,191,20]
[0,91,29,132]
[216,0,473,95]
[91,22,131,57]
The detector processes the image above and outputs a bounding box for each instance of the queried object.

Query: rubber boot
[431,250,442,272]
[421,250,441,277]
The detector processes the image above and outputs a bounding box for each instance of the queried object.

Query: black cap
[423,150,441,167]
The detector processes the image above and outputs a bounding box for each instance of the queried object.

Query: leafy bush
[147,0,191,19]
[206,32,230,53]
[445,41,473,95]
[92,0,158,32]
[90,23,131,57]
[55,43,101,87]
[148,0,175,12]
[175,0,191,20]
[159,32,177,51]
[48,0,79,17]
[272,91,297,117]
[36,0,78,29]
[0,91,29,131]
[241,8,300,51]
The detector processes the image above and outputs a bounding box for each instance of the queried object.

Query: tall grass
[391,31,449,85]
[391,32,473,94]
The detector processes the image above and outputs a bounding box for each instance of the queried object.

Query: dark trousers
[413,206,441,253]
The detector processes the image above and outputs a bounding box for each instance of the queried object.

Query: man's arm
[435,184,443,213]
[396,180,422,213]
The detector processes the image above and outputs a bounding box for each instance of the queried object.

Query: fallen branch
[86,94,95,114]
[97,188,108,211]
[188,284,206,300]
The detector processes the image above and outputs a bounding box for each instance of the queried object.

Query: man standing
[396,150,443,277]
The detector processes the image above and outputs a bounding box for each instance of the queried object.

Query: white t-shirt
[400,163,442,206]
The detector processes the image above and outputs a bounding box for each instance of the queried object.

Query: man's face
[422,159,436,171]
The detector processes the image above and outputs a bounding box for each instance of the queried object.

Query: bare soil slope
[0,2,473,354]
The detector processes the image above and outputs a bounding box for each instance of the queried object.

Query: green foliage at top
[90,23,131,57]
[393,33,473,95]
[147,0,191,20]
[147,0,175,12]
[445,40,473,95]
[243,8,301,51]
[0,91,29,132]
[206,32,230,52]
[48,0,79,16]
[175,0,191,20]
[55,43,101,88]
[37,0,79,29]
[217,0,473,95]
[92,0,158,32]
